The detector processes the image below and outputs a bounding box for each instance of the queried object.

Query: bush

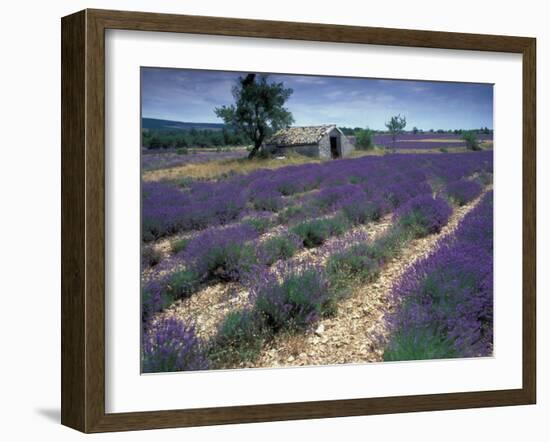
[326,243,381,287]
[164,269,201,300]
[209,309,267,365]
[445,179,482,206]
[142,245,162,267]
[342,198,384,225]
[184,224,260,282]
[252,265,333,332]
[250,190,283,212]
[277,206,306,224]
[142,317,209,373]
[291,219,331,248]
[311,184,365,213]
[258,233,302,266]
[461,131,481,151]
[395,195,452,237]
[176,147,189,155]
[291,215,349,248]
[355,128,374,150]
[141,283,176,321]
[171,237,189,254]
[383,325,457,361]
[243,215,273,233]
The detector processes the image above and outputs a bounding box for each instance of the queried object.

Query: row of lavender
[373,133,493,150]
[383,191,493,360]
[142,152,493,242]
[142,178,489,371]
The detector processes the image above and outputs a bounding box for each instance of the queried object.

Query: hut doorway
[330,136,339,158]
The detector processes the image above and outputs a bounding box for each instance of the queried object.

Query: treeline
[142,128,251,149]
[339,126,493,135]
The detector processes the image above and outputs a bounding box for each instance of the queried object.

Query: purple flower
[142,316,209,372]
[395,194,452,235]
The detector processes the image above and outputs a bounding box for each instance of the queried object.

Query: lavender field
[142,148,248,171]
[373,133,493,150]
[141,151,493,372]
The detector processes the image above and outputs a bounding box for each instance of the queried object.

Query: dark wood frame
[61,8,536,433]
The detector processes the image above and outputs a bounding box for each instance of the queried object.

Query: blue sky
[141,68,493,130]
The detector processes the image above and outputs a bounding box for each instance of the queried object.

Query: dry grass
[143,152,322,182]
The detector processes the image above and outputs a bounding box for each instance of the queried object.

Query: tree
[355,127,374,150]
[461,130,481,151]
[412,126,419,134]
[215,74,294,159]
[385,114,407,151]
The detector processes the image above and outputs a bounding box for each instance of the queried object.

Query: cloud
[141,68,493,129]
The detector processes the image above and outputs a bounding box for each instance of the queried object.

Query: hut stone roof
[266,125,337,146]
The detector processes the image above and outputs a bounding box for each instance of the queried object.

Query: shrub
[291,215,349,248]
[142,282,176,322]
[461,131,481,151]
[142,317,208,373]
[311,184,365,213]
[243,215,273,233]
[258,233,302,266]
[209,309,267,365]
[142,245,162,267]
[291,219,331,248]
[445,179,482,206]
[176,147,189,155]
[395,194,452,237]
[250,189,283,212]
[476,171,493,186]
[164,268,201,300]
[383,325,457,361]
[171,237,189,254]
[367,226,411,262]
[252,264,333,332]
[326,243,381,287]
[184,224,259,282]
[342,198,384,225]
[355,128,374,150]
[277,206,306,224]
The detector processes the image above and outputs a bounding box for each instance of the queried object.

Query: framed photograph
[61,9,536,433]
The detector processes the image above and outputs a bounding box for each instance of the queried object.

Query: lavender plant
[445,179,483,206]
[142,317,209,373]
[250,263,334,332]
[395,194,452,237]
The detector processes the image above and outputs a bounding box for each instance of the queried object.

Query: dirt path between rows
[251,188,491,369]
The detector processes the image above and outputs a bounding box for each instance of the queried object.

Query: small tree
[355,127,374,150]
[461,130,481,151]
[215,74,294,159]
[412,126,419,134]
[385,114,407,151]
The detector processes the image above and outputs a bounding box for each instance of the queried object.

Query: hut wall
[280,144,320,157]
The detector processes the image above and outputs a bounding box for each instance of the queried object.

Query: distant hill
[142,118,226,131]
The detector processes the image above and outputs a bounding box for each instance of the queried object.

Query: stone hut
[264,125,355,159]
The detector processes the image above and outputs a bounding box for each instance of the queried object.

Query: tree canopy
[385,114,407,150]
[215,74,294,159]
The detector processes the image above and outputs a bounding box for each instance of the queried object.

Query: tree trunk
[248,141,262,159]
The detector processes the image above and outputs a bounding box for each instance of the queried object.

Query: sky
[141,67,493,130]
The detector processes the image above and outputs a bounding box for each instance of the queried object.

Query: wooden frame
[61,8,536,433]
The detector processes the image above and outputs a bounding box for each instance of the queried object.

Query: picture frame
[61,8,536,433]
